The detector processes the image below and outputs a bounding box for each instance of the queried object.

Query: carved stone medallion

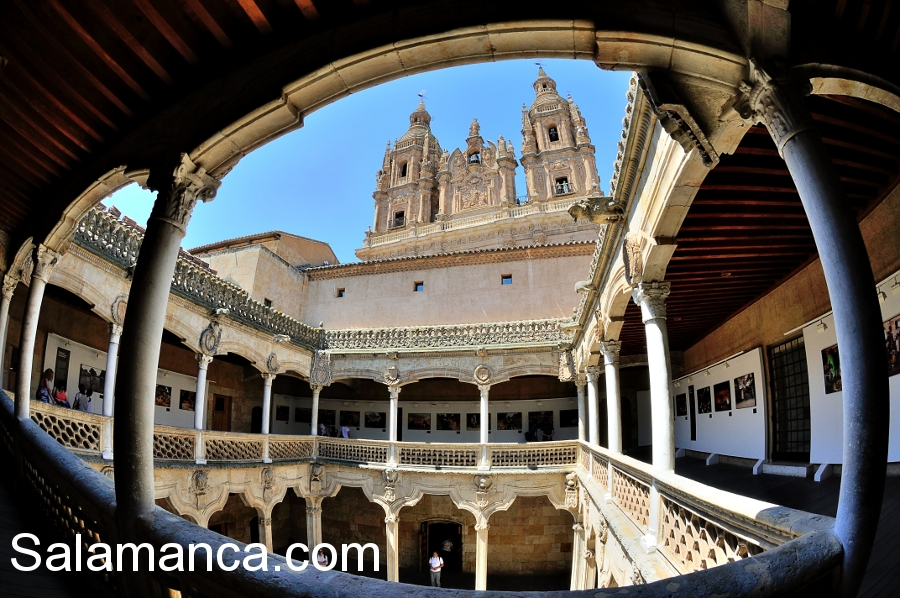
[266,352,280,374]
[474,365,492,385]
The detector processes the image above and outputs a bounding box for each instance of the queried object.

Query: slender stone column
[478,383,490,469]
[101,324,123,417]
[570,522,585,590]
[387,384,400,465]
[632,281,672,552]
[385,514,400,582]
[737,63,890,596]
[193,354,213,430]
[15,245,59,419]
[305,499,323,550]
[309,383,323,435]
[0,274,18,372]
[259,515,273,552]
[575,376,586,442]
[113,156,219,550]
[585,366,600,445]
[261,373,275,435]
[600,340,623,454]
[474,522,489,591]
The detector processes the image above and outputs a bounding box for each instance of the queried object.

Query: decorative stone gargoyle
[568,196,623,224]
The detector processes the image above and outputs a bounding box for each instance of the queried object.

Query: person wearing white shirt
[318,422,327,436]
[340,425,350,438]
[428,551,444,587]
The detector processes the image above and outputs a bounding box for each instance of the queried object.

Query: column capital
[474,522,490,531]
[477,383,491,396]
[385,514,399,524]
[584,365,600,383]
[196,353,213,368]
[632,281,671,323]
[575,374,587,389]
[32,245,60,284]
[148,154,220,233]
[259,517,272,526]
[599,340,622,365]
[261,372,276,383]
[1,274,17,300]
[388,384,401,399]
[310,383,324,396]
[734,61,814,158]
[109,323,124,339]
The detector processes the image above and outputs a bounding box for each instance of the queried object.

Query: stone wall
[321,486,387,570]
[397,494,475,572]
[207,493,260,544]
[488,495,573,575]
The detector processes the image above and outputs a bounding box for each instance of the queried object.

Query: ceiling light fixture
[817,320,828,333]
[878,288,888,303]
[892,277,900,296]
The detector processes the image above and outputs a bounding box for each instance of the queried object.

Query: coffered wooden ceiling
[618,93,900,355]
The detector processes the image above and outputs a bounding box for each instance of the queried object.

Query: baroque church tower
[520,68,601,202]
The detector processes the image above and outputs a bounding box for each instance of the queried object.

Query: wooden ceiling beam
[822,135,900,162]
[293,0,320,19]
[133,0,201,64]
[711,165,791,176]
[235,0,274,33]
[183,0,233,48]
[0,97,80,163]
[689,198,803,207]
[0,79,92,152]
[812,111,900,146]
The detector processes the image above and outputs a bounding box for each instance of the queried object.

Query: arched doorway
[425,520,463,574]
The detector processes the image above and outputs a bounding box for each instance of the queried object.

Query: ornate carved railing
[7,395,844,597]
[324,318,573,350]
[74,207,321,350]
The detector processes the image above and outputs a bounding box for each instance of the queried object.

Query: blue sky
[107,59,632,263]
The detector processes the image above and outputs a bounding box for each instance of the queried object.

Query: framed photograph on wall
[885,313,900,378]
[275,405,289,421]
[79,365,106,395]
[675,393,688,417]
[559,409,578,428]
[734,373,756,409]
[697,387,712,414]
[713,381,731,412]
[318,409,336,426]
[179,389,196,411]
[496,412,522,431]
[407,413,431,430]
[154,385,171,408]
[822,344,842,394]
[295,407,312,423]
[466,413,491,431]
[436,413,461,431]
[340,411,360,427]
[365,412,386,428]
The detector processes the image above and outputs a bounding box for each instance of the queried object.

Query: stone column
[15,245,59,419]
[261,373,275,435]
[737,64,890,596]
[305,498,323,550]
[585,366,600,445]
[575,376,587,442]
[259,514,273,552]
[387,384,400,465]
[102,324,123,417]
[385,514,399,582]
[193,354,213,430]
[632,281,672,552]
[113,156,219,547]
[437,172,450,217]
[310,383,323,435]
[474,522,489,591]
[478,383,490,469]
[600,340,622,454]
[0,274,18,373]
[570,522,585,590]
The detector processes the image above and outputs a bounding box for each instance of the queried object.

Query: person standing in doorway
[429,551,444,587]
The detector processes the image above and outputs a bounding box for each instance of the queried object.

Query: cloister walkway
[673,456,900,598]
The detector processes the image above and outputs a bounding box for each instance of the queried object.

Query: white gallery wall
[806,281,900,464]
[43,333,202,428]
[673,348,767,460]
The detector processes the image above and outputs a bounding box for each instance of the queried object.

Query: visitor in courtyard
[340,424,350,438]
[53,382,69,408]
[429,551,444,587]
[74,387,92,412]
[318,422,327,436]
[36,369,54,403]
[317,549,329,568]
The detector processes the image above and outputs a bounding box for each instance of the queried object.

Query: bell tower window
[400,162,408,178]
[469,152,481,164]
[548,126,559,142]
[392,211,405,228]
[555,177,571,195]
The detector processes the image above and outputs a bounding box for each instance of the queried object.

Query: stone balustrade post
[309,383,323,435]
[575,375,587,442]
[478,383,490,469]
[15,245,59,419]
[193,353,213,431]
[632,281,672,552]
[585,366,601,445]
[102,323,123,418]
[475,521,490,590]
[0,274,17,376]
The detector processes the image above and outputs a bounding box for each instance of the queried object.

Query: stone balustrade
[74,207,321,350]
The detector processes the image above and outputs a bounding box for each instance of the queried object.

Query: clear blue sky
[107,59,632,263]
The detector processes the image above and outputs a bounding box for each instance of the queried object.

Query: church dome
[529,67,568,115]
[398,99,441,150]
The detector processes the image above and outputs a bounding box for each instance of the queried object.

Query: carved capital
[575,374,587,390]
[599,340,621,365]
[734,61,814,158]
[385,514,399,524]
[109,323,124,340]
[259,517,272,526]
[196,353,213,368]
[149,154,220,233]
[632,281,671,323]
[388,384,401,400]
[261,372,276,383]
[474,522,490,532]
[306,506,322,515]
[476,383,491,396]
[32,245,60,283]
[310,383,324,396]
[585,365,601,383]
[1,274,17,300]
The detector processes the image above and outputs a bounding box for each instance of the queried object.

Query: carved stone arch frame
[47,268,126,326]
[8,238,34,282]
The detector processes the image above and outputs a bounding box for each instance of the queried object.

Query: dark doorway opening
[251,406,263,433]
[250,517,260,544]
[769,336,811,462]
[397,407,403,441]
[427,521,462,573]
[688,385,697,442]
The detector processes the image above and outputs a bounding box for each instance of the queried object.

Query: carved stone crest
[597,516,609,544]
[459,173,491,210]
[622,232,643,288]
[190,469,209,509]
[473,474,493,507]
[558,350,575,382]
[384,366,401,386]
[474,365,492,385]
[111,295,128,326]
[266,352,280,374]
[310,349,332,386]
[565,472,579,509]
[199,321,221,356]
[310,463,325,495]
[382,468,399,503]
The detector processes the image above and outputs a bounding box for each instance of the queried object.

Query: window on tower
[548,126,559,142]
[555,177,571,195]
[392,211,405,228]
[400,162,408,178]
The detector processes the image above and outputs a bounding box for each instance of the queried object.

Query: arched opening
[397,494,475,588]
[320,486,387,578]
[207,493,259,544]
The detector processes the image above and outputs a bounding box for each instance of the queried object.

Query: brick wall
[488,496,573,575]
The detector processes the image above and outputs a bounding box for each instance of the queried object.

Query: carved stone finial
[469,118,480,137]
[149,154,220,233]
[734,60,814,158]
[31,245,60,283]
[632,281,671,323]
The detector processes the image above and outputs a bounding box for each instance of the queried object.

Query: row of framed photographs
[154,384,197,411]
[286,408,582,431]
[675,373,757,417]
[822,312,900,394]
